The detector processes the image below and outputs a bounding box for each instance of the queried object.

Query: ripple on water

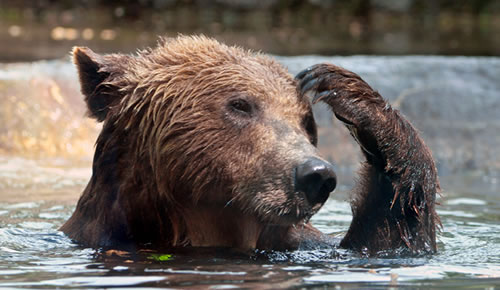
[0,225,76,253]
[438,210,477,218]
[19,221,55,230]
[446,198,487,206]
[304,271,394,283]
[39,212,67,219]
[1,276,167,288]
[3,202,41,209]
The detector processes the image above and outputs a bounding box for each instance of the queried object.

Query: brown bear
[61,35,439,255]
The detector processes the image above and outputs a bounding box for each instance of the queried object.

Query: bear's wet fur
[61,36,439,255]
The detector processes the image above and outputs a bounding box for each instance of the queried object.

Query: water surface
[0,158,499,288]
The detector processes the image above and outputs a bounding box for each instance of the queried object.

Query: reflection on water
[1,1,500,61]
[0,158,499,288]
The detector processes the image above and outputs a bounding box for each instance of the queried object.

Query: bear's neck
[182,206,263,249]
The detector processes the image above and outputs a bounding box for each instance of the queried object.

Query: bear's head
[73,36,336,248]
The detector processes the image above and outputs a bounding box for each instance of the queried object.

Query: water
[0,158,499,288]
[1,3,500,62]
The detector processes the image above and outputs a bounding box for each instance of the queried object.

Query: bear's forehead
[151,36,292,81]
[142,36,308,116]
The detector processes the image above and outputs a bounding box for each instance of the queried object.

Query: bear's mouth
[231,168,336,226]
[275,201,324,225]
[252,191,327,226]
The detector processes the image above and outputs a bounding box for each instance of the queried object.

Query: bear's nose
[294,158,337,205]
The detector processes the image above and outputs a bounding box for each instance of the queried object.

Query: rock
[1,56,499,175]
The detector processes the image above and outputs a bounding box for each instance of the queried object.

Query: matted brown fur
[296,64,440,253]
[61,35,440,255]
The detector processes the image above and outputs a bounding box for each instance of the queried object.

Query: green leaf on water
[148,254,173,261]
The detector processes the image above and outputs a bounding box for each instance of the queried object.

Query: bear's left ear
[73,47,130,122]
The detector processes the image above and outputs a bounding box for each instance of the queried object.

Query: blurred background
[1,0,500,62]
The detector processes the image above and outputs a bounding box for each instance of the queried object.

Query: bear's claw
[296,65,326,96]
[296,66,340,104]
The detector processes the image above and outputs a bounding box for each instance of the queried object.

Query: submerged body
[61,36,439,255]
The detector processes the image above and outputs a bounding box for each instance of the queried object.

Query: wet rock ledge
[0,56,499,176]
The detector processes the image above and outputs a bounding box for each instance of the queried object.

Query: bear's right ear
[73,47,128,122]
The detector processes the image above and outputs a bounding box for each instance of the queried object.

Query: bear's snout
[294,158,337,206]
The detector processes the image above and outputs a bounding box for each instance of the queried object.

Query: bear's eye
[302,112,318,146]
[228,98,254,116]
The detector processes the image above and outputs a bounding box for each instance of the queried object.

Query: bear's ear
[73,47,127,122]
